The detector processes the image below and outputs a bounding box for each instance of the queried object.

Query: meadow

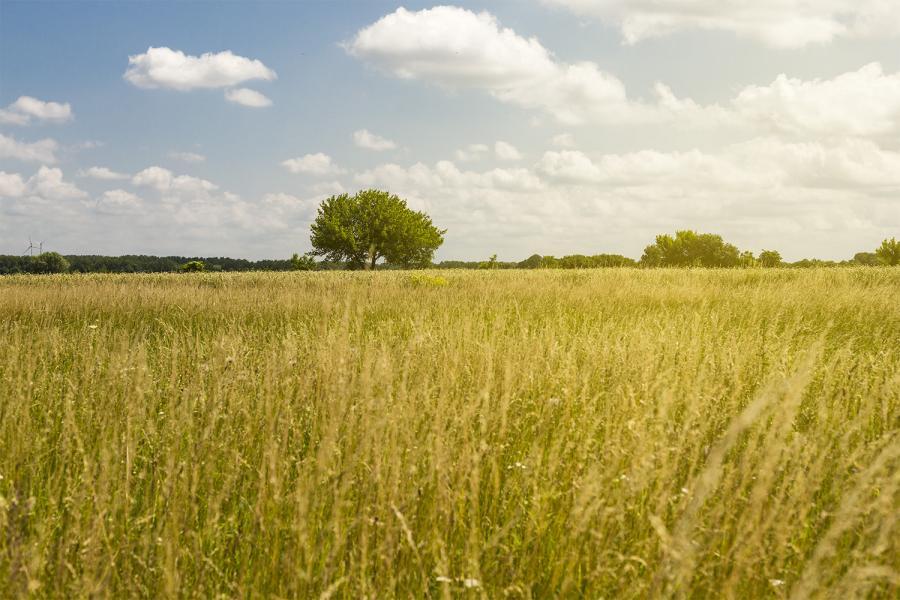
[0,268,897,598]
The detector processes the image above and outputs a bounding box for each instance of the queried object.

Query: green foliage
[875,237,899,266]
[180,260,205,272]
[641,230,742,267]
[290,252,316,271]
[310,189,445,270]
[30,251,70,274]
[852,252,880,266]
[759,250,782,268]
[479,254,499,269]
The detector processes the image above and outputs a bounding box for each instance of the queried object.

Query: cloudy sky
[1,1,898,261]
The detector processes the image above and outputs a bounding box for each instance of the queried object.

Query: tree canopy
[640,230,741,267]
[309,190,445,270]
[875,237,899,266]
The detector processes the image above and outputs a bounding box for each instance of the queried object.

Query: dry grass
[0,268,897,598]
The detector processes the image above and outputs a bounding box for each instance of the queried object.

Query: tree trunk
[366,243,377,271]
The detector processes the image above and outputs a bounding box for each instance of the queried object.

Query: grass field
[1,269,898,598]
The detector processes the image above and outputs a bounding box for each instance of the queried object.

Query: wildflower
[769,579,785,588]
[88,324,98,329]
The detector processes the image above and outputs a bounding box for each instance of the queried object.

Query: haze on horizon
[1,0,899,262]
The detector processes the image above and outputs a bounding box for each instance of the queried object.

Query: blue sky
[1,1,899,260]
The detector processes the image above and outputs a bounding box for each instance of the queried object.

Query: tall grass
[0,268,897,598]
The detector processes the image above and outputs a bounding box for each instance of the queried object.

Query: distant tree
[518,254,544,269]
[759,250,782,268]
[852,252,880,266]
[739,251,757,267]
[875,237,899,266]
[591,254,637,268]
[310,190,445,270]
[30,252,70,274]
[640,230,741,267]
[180,260,205,272]
[290,253,316,271]
[479,254,499,269]
[540,255,560,269]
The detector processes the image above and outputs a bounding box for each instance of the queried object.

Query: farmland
[1,269,898,597]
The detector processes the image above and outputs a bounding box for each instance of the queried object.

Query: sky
[1,1,899,261]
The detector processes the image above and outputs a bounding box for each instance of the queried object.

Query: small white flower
[463,578,481,588]
[769,579,785,587]
[88,324,98,330]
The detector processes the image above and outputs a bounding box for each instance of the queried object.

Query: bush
[180,260,205,273]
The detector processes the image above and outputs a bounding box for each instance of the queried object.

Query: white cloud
[355,160,544,193]
[281,153,345,176]
[0,133,59,163]
[346,6,661,125]
[132,166,217,193]
[225,87,272,108]
[0,172,27,198]
[124,47,276,90]
[78,166,129,180]
[353,129,397,151]
[542,0,900,48]
[551,133,575,148]
[27,166,88,200]
[97,189,142,211]
[455,143,489,162]
[732,63,900,138]
[169,151,206,163]
[495,141,523,161]
[0,96,73,125]
[309,181,346,196]
[538,138,900,191]
[348,7,900,136]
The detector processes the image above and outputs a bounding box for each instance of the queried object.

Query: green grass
[1,269,898,598]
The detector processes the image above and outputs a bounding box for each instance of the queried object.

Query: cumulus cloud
[26,166,88,200]
[495,141,523,161]
[0,133,59,163]
[456,143,490,162]
[225,87,272,108]
[538,138,900,190]
[124,47,276,90]
[132,166,217,193]
[0,96,73,125]
[346,6,665,125]
[169,151,206,163]
[348,7,900,136]
[353,129,397,151]
[732,63,900,138]
[0,171,27,198]
[551,133,575,148]
[97,189,143,212]
[281,153,345,176]
[355,160,544,193]
[78,166,129,180]
[542,0,900,48]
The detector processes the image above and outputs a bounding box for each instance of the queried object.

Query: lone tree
[30,251,70,274]
[640,230,741,267]
[310,189,445,270]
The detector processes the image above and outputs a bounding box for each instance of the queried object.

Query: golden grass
[0,268,897,598]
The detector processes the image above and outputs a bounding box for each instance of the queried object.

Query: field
[1,269,898,598]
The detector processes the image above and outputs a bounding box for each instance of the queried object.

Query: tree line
[2,234,895,275]
[1,187,897,274]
